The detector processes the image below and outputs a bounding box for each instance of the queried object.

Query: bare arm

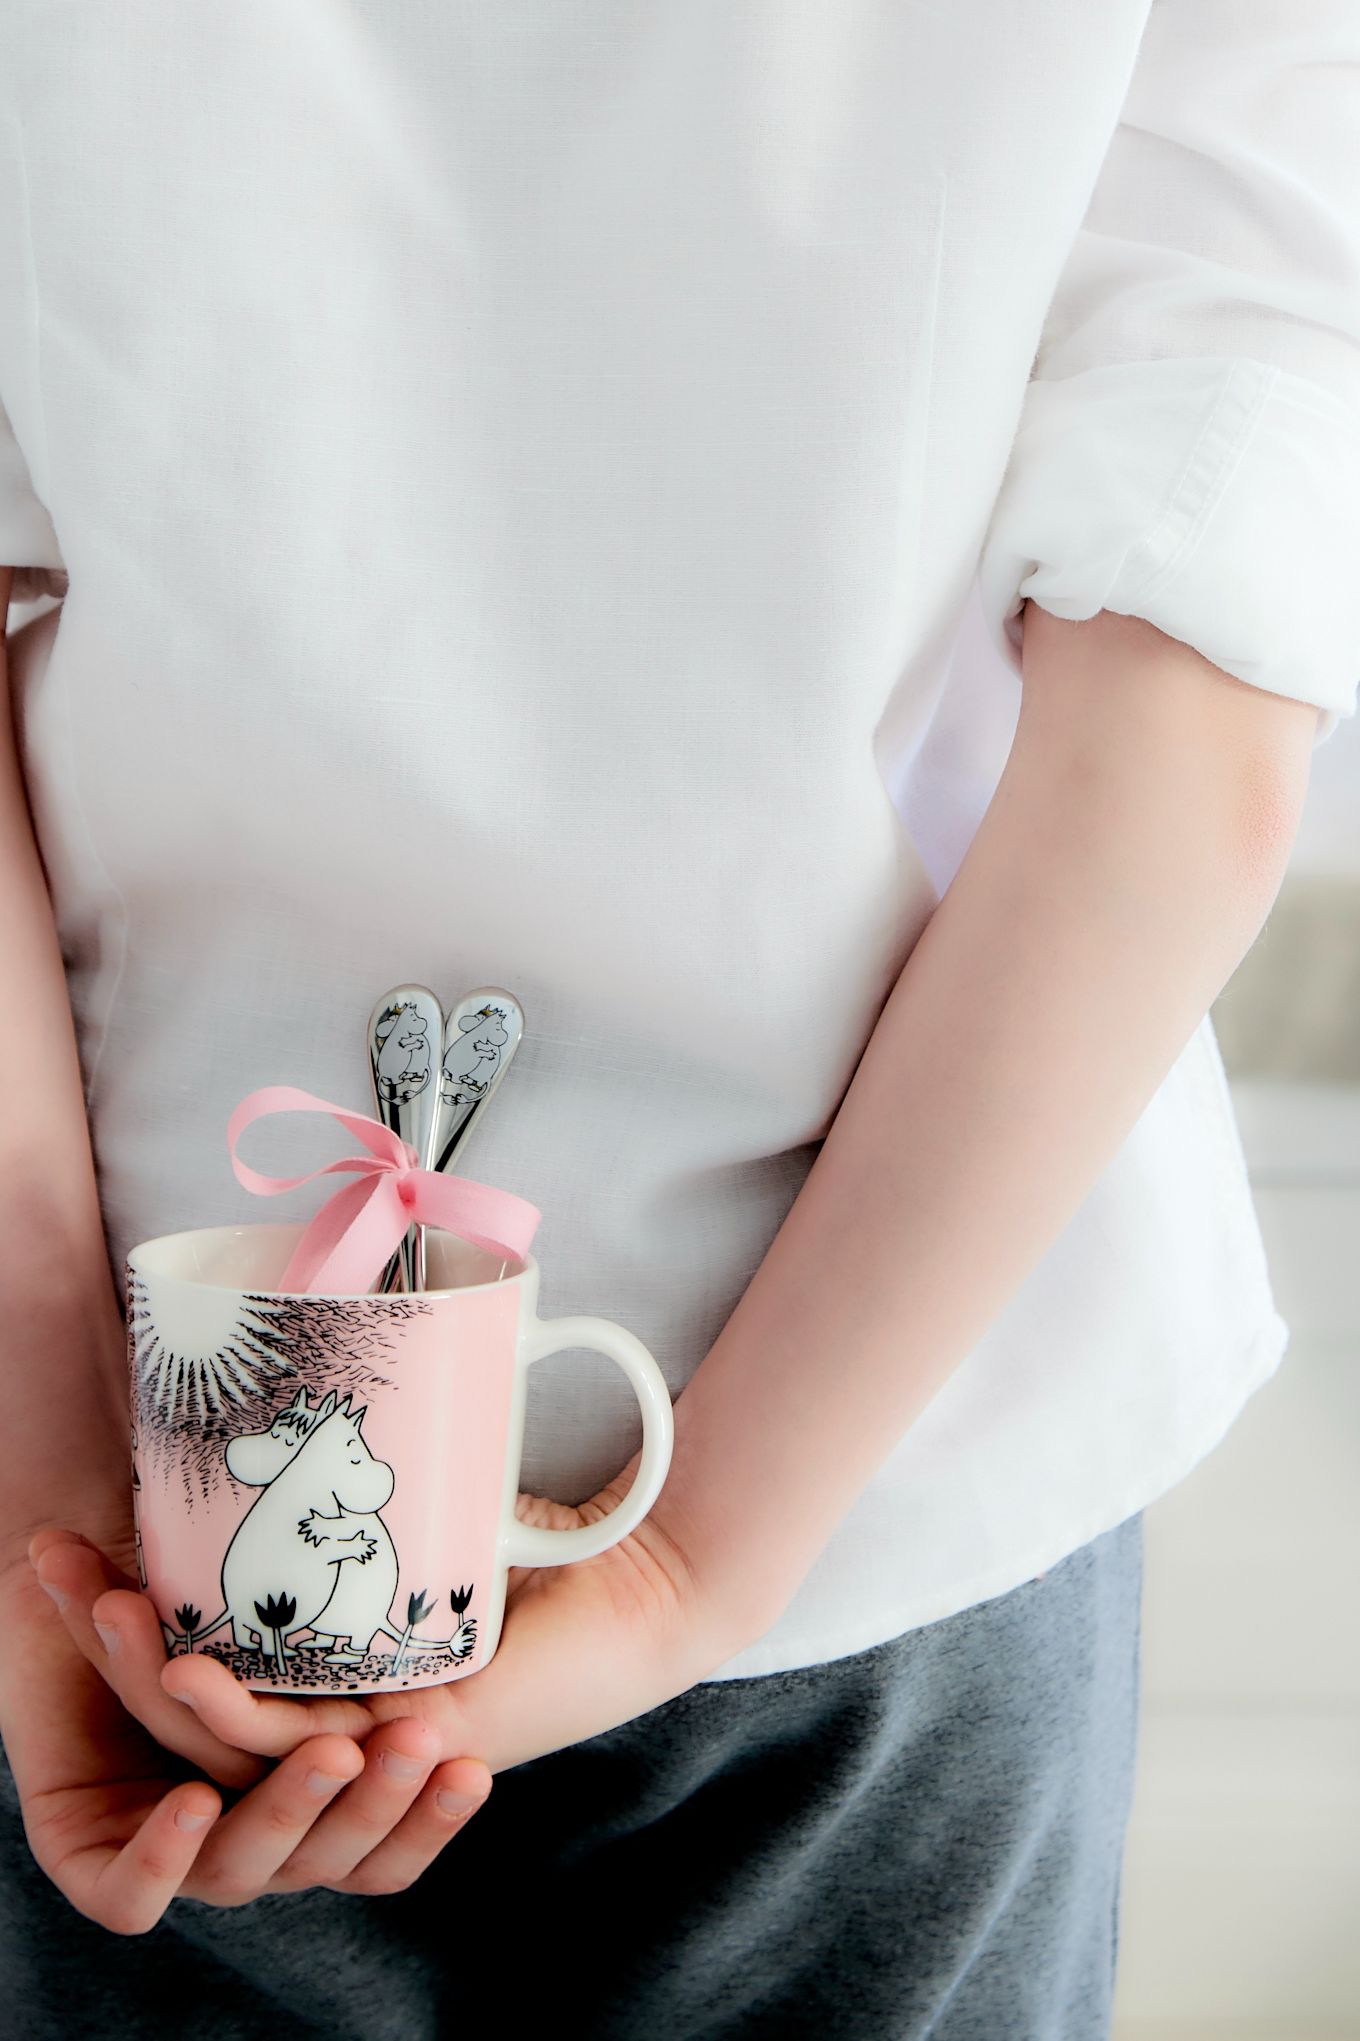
[650,601,1317,1637]
[0,564,132,1584]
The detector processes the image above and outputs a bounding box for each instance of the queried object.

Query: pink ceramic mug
[125,1219,674,1696]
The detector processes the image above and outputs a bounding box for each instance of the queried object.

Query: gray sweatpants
[1,1508,1144,2040]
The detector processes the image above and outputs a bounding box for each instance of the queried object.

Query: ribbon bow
[227,1084,541,1295]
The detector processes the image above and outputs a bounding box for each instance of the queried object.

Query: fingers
[161,1651,374,1756]
[27,1526,115,1573]
[327,1753,493,1896]
[72,1782,223,1938]
[177,1734,366,1906]
[30,1543,268,1792]
[178,1726,491,1904]
[33,1733,490,1930]
[267,1719,489,1895]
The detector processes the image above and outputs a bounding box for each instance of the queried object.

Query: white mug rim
[126,1219,536,1301]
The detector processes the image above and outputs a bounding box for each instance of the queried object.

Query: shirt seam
[1115,356,1278,609]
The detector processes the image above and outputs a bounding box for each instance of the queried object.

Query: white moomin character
[169,1387,406,1664]
[440,1004,509,1104]
[373,1000,433,1106]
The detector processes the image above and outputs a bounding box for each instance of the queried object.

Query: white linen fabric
[1,3,1355,1681]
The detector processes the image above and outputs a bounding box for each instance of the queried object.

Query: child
[1,6,1354,2035]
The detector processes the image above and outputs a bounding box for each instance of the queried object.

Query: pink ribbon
[227,1084,541,1294]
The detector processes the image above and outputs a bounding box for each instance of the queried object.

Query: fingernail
[38,1578,69,1612]
[437,1788,483,1817]
[379,1749,425,1782]
[94,1621,120,1656]
[305,1768,348,1797]
[168,1690,198,1710]
[175,1807,211,1833]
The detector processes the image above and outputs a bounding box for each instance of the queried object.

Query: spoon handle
[432,987,525,1180]
[367,983,445,1293]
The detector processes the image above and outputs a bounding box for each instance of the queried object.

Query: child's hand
[12,1534,490,1932]
[34,1464,751,1802]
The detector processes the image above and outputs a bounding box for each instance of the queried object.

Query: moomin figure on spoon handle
[432,989,526,1283]
[366,984,444,1294]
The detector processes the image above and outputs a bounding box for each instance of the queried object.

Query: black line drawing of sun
[127,1274,433,1509]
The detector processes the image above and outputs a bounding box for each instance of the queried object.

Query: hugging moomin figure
[165,1386,450,1666]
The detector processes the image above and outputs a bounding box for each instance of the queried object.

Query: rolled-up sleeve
[976,0,1360,748]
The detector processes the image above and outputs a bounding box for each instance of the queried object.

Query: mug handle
[502,1314,675,1566]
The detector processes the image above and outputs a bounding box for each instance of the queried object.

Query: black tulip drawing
[254,1591,298,1665]
[447,1583,473,1665]
[448,1584,474,1653]
[174,1603,202,1655]
[392,1589,436,1673]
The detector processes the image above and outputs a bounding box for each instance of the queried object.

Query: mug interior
[128,1220,528,1296]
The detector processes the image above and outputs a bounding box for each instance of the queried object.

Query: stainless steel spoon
[429,988,525,1284]
[367,983,445,1293]
[432,987,525,1174]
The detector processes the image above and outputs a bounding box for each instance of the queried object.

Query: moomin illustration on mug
[125,1219,676,1697]
[127,1271,499,1693]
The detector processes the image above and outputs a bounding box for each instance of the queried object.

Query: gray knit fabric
[1,1509,1143,2039]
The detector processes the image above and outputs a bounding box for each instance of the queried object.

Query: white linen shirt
[2,3,1357,1681]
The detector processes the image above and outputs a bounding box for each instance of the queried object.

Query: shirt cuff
[976,355,1360,749]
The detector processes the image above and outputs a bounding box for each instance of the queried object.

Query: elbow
[1229,720,1314,909]
[1017,603,1317,909]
